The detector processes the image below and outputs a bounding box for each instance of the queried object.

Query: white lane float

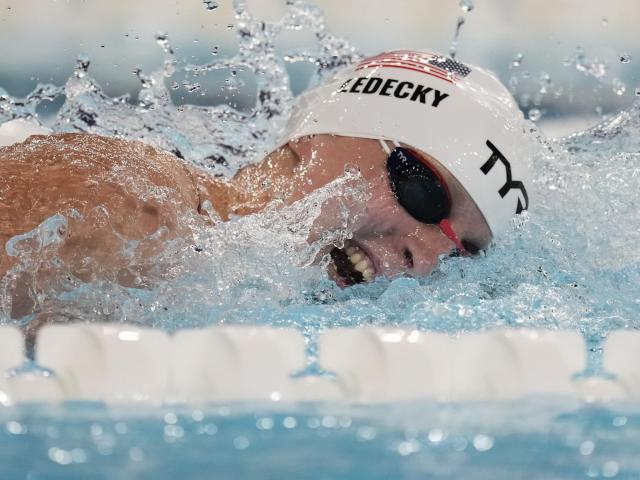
[0,326,23,373]
[0,322,631,404]
[170,326,309,402]
[603,331,640,397]
[0,325,65,403]
[37,324,171,403]
[318,327,586,402]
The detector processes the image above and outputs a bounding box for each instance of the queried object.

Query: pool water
[1,0,640,478]
[2,402,640,479]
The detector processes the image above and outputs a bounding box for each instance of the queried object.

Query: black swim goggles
[379,139,468,254]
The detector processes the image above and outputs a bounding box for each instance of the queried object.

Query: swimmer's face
[282,134,492,286]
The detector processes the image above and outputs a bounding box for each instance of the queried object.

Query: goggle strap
[378,139,400,156]
[439,219,466,253]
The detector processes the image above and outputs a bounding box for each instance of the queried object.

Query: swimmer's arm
[0,133,204,280]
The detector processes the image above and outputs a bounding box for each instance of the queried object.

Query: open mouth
[329,240,376,286]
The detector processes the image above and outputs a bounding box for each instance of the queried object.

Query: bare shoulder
[0,133,202,276]
[0,133,200,206]
[0,133,193,188]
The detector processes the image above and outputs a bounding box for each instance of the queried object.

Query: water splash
[449,16,466,59]
[449,0,474,58]
[619,53,632,64]
[0,0,359,177]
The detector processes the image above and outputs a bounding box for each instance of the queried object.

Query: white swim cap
[279,49,532,237]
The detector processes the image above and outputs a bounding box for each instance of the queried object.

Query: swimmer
[0,49,531,294]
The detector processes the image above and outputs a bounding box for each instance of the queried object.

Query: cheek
[355,177,414,234]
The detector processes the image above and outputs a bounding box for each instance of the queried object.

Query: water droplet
[129,447,145,462]
[356,426,377,441]
[580,440,595,455]
[203,0,218,10]
[338,416,352,428]
[163,424,184,440]
[452,436,468,451]
[48,447,73,465]
[256,417,274,430]
[602,461,619,478]
[635,87,640,96]
[233,436,250,450]
[203,423,217,435]
[620,53,632,63]
[612,78,626,96]
[164,412,178,424]
[155,32,174,54]
[528,108,542,121]
[459,0,474,12]
[428,428,444,443]
[511,52,524,68]
[473,434,494,452]
[321,415,338,428]
[282,417,297,429]
[114,422,128,434]
[397,439,420,456]
[612,415,627,426]
[70,448,87,464]
[449,16,465,59]
[5,420,25,435]
[602,17,608,26]
[74,55,90,78]
[183,81,201,93]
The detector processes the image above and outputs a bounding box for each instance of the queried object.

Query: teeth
[349,252,364,264]
[343,241,375,281]
[355,259,369,271]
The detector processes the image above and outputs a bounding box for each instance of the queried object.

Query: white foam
[36,323,171,403]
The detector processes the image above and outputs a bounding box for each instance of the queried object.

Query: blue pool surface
[2,402,640,480]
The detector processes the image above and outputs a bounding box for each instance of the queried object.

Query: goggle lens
[386,147,451,224]
[385,144,468,254]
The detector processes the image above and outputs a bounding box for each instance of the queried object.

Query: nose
[362,222,457,279]
[398,224,457,277]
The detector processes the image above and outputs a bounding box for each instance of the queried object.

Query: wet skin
[283,135,492,283]
[0,133,491,291]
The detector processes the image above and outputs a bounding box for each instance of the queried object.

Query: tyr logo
[480,141,529,214]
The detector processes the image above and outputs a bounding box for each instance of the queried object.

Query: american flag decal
[356,50,472,84]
